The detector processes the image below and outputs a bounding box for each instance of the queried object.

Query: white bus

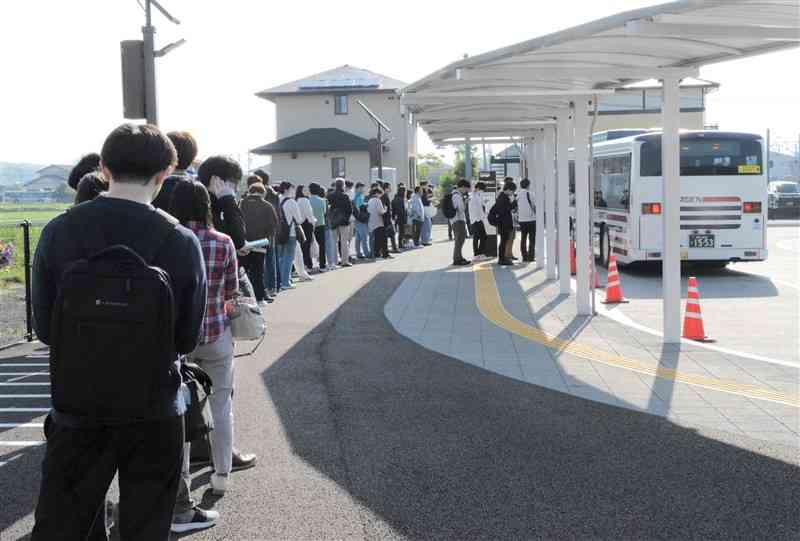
[570,130,768,268]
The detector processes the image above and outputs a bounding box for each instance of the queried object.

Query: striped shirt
[188,222,238,345]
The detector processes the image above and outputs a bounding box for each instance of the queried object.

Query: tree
[416,152,446,181]
[453,145,478,179]
[53,182,75,203]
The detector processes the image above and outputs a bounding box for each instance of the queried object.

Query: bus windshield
[640,137,763,177]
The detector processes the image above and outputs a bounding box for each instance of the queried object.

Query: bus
[570,130,768,268]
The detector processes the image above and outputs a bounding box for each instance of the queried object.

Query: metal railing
[0,220,36,347]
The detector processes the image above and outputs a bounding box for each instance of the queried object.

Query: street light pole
[142,0,158,125]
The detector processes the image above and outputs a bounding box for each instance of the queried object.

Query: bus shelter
[401,0,799,343]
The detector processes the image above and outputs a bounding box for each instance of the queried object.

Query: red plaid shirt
[188,222,238,345]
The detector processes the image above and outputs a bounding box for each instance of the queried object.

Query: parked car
[768,181,800,218]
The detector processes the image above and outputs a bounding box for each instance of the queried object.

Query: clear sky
[1,0,798,167]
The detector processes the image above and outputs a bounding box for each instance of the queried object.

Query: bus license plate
[689,234,715,248]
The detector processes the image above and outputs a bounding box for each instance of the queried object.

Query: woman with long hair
[295,185,317,271]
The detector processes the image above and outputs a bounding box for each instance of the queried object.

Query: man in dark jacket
[381,182,399,253]
[152,131,198,212]
[240,181,278,304]
[327,179,353,266]
[196,156,246,250]
[493,179,517,266]
[31,124,208,540]
[392,186,408,249]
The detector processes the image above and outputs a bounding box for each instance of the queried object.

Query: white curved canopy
[402,0,800,143]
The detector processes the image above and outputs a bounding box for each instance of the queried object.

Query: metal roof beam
[403,89,613,107]
[625,19,800,42]
[459,65,699,81]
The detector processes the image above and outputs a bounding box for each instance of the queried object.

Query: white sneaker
[171,506,219,533]
[210,472,229,496]
[257,300,268,308]
[299,275,314,282]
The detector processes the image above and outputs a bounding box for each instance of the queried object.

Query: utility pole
[122,0,184,125]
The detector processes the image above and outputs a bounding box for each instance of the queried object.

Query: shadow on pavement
[262,270,799,539]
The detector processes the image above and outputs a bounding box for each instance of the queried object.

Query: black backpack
[356,203,369,224]
[441,192,457,219]
[277,198,291,244]
[49,209,179,422]
[488,203,501,227]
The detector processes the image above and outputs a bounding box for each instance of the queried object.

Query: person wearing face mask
[196,156,247,251]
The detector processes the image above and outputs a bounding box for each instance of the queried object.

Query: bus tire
[599,225,610,268]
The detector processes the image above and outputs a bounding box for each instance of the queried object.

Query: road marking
[0,423,44,428]
[0,441,45,447]
[0,372,49,376]
[0,363,48,367]
[0,383,50,386]
[0,408,50,412]
[473,263,800,408]
[0,453,23,467]
[0,395,50,398]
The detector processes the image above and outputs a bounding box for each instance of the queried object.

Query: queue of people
[29,123,452,540]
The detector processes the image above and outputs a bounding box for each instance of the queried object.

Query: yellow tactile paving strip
[473,263,800,408]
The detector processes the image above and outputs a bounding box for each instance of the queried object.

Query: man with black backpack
[448,179,471,266]
[31,124,207,541]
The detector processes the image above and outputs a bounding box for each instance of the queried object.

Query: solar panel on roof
[299,77,380,89]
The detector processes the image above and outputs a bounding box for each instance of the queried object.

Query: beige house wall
[271,151,371,184]
[273,92,412,181]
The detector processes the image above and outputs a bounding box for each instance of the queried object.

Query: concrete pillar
[544,125,557,280]
[556,111,571,295]
[464,138,472,181]
[573,98,591,315]
[661,76,682,342]
[534,134,546,271]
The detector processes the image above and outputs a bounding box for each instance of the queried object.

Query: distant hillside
[0,162,46,186]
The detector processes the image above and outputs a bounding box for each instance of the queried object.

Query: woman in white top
[367,187,390,259]
[295,185,317,271]
[290,185,314,282]
[277,181,304,290]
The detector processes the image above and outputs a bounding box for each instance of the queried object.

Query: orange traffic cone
[570,240,576,275]
[682,276,713,342]
[602,254,628,304]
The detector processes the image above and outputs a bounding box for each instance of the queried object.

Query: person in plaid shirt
[169,179,240,532]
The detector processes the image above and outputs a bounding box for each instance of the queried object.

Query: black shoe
[231,450,257,472]
[383,255,394,259]
[498,259,513,266]
[453,259,471,266]
[171,506,219,533]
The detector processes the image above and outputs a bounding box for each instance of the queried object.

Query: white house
[252,65,417,185]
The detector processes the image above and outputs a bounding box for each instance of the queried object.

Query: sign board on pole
[121,40,146,120]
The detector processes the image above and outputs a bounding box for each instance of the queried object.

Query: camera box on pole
[121,40,146,120]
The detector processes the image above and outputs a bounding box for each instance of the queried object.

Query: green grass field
[0,203,66,287]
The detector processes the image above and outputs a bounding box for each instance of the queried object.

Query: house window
[334,95,348,115]
[331,157,346,178]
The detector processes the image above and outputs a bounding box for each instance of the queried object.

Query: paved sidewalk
[385,238,799,447]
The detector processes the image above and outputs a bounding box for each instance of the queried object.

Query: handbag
[294,223,306,244]
[180,361,214,442]
[230,268,266,341]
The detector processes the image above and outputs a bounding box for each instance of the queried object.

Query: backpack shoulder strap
[526,191,533,212]
[138,208,180,264]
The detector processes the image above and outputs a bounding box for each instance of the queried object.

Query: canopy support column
[573,98,591,315]
[464,138,472,181]
[534,134,546,271]
[556,110,571,295]
[544,125,557,280]
[661,76,682,343]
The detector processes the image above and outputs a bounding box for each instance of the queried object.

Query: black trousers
[241,251,266,301]
[520,221,536,261]
[471,221,487,256]
[386,224,398,252]
[372,226,388,258]
[413,220,423,246]
[32,415,184,541]
[499,226,514,262]
[300,221,315,269]
[314,225,327,268]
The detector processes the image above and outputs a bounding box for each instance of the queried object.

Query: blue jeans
[263,244,278,293]
[422,216,432,244]
[325,228,338,267]
[355,222,371,258]
[276,238,296,290]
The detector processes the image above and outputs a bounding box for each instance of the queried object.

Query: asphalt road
[612,221,800,364]
[2,234,798,540]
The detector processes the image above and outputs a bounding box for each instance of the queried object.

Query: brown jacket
[240,194,278,241]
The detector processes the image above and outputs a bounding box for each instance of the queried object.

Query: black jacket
[391,194,406,225]
[493,192,515,231]
[210,193,246,249]
[328,190,353,228]
[152,172,191,212]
